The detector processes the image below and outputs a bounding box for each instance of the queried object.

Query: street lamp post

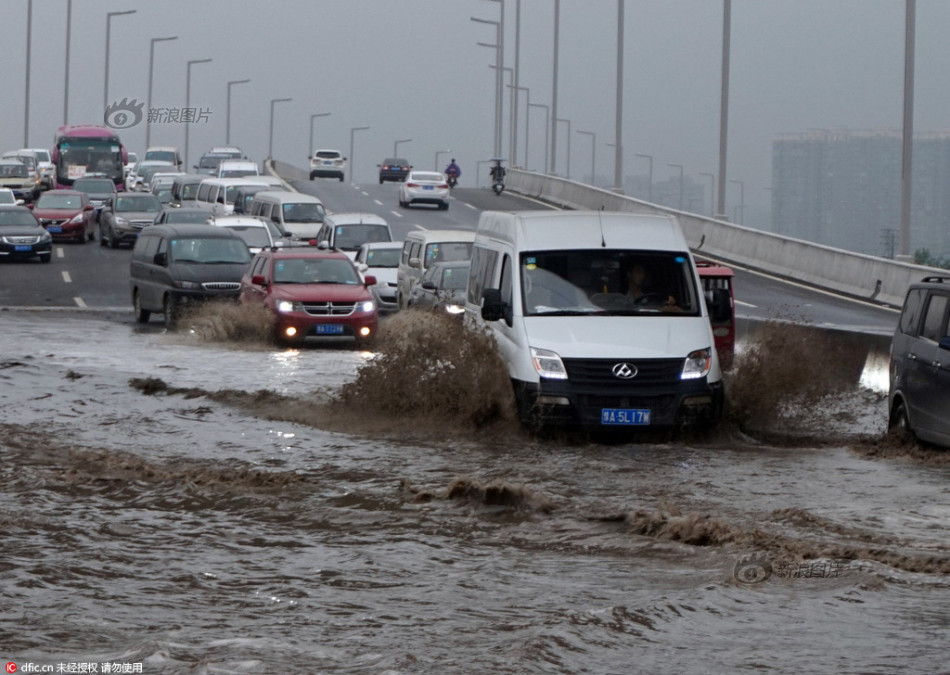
[700,172,715,216]
[268,97,292,160]
[577,130,595,185]
[227,79,251,147]
[529,102,549,175]
[508,84,529,168]
[731,179,744,224]
[555,117,571,178]
[184,58,212,170]
[472,16,502,158]
[394,138,412,157]
[668,163,684,210]
[435,149,452,172]
[24,0,32,146]
[308,112,330,156]
[63,0,71,124]
[146,36,178,149]
[104,10,137,114]
[349,126,370,184]
[635,153,652,201]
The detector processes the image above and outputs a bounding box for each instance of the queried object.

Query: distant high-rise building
[772,129,950,258]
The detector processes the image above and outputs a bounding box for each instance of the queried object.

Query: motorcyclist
[490,159,506,184]
[445,159,461,179]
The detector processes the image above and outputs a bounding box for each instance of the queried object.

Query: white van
[216,159,259,178]
[194,178,279,216]
[248,190,326,240]
[317,212,392,259]
[397,228,475,310]
[465,210,724,431]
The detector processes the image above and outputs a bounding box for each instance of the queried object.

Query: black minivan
[889,275,950,447]
[130,223,252,328]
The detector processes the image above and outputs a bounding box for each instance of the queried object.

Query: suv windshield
[115,195,162,212]
[274,256,361,284]
[520,250,700,317]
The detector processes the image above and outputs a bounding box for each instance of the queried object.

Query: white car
[309,149,346,182]
[354,241,403,314]
[398,171,450,210]
[216,160,259,178]
[126,160,173,191]
[0,187,21,205]
[210,214,286,254]
[23,148,54,188]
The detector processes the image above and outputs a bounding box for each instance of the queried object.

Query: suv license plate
[601,408,651,425]
[316,324,345,335]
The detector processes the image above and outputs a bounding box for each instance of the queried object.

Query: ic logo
[6,662,17,674]
[612,362,637,379]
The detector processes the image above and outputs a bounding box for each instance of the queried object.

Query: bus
[51,125,128,190]
[696,261,736,370]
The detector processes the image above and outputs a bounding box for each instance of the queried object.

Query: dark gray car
[99,192,163,248]
[406,260,470,315]
[889,274,950,447]
[71,177,117,222]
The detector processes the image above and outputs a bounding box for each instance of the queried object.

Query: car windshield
[73,179,115,193]
[520,249,700,317]
[33,151,51,163]
[115,195,162,213]
[273,257,361,284]
[170,237,251,264]
[363,248,401,267]
[145,151,177,164]
[411,172,443,183]
[0,192,15,205]
[198,155,226,169]
[440,265,470,290]
[424,242,472,265]
[220,169,258,178]
[37,194,83,209]
[282,202,326,223]
[335,224,390,250]
[0,210,37,226]
[179,183,200,201]
[0,164,28,178]
[384,158,406,167]
[315,152,340,160]
[225,226,270,249]
[164,211,210,224]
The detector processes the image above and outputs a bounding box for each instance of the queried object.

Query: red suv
[240,245,379,346]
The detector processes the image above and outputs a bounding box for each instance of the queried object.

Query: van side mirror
[481,288,505,322]
[409,257,422,270]
[153,252,167,266]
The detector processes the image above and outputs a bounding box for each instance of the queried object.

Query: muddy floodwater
[1,309,948,675]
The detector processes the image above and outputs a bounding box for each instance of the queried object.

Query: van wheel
[163,296,179,329]
[888,400,915,442]
[133,291,151,324]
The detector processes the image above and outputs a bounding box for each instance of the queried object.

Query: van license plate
[601,408,651,425]
[316,324,344,335]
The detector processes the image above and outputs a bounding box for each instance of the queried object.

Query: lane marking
[464,203,477,210]
[56,247,65,258]
[61,271,72,283]
[74,297,87,308]
[373,199,383,206]
[389,211,403,218]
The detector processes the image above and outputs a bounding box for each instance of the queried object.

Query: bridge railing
[508,168,939,309]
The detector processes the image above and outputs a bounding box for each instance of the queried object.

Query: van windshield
[282,202,326,223]
[169,237,252,264]
[521,250,700,317]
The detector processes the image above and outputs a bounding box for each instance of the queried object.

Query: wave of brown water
[1,311,948,674]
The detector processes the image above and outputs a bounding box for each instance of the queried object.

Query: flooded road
[2,310,948,674]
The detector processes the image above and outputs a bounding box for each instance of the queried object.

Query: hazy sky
[2,0,947,226]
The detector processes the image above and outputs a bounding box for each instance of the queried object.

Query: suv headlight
[681,348,712,380]
[530,347,568,380]
[277,300,299,313]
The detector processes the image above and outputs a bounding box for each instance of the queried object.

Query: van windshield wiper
[531,307,604,316]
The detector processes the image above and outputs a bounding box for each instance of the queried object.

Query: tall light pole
[490,64,515,161]
[104,10,137,113]
[511,0,521,166]
[668,163,684,210]
[146,36,178,149]
[349,126,369,184]
[899,0,916,258]
[484,0,505,159]
[529,102,549,174]
[227,79,251,147]
[614,0,625,192]
[471,16,502,158]
[636,153,653,201]
[24,0,32,146]
[268,97,292,160]
[577,130,595,185]
[509,84,529,168]
[551,0,560,174]
[700,172,716,216]
[394,138,412,157]
[731,179,744,224]
[555,117,571,179]
[435,149,452,171]
[308,112,330,155]
[184,58,212,169]
[717,0,732,219]
[63,0,71,124]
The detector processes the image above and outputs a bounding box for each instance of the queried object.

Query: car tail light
[406,182,419,188]
[438,183,448,189]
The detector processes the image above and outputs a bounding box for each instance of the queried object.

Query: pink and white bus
[51,125,129,190]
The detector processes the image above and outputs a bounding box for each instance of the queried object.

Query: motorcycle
[446,172,458,189]
[492,179,505,195]
[490,159,506,195]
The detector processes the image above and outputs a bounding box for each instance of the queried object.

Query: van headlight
[530,347,568,380]
[681,348,712,380]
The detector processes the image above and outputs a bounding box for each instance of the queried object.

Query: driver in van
[625,262,682,311]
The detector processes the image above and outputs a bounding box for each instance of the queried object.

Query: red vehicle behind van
[697,261,735,369]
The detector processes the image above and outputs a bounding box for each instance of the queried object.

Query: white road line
[464,203,477,210]
[735,299,757,308]
[56,247,65,258]
[61,271,72,283]
[374,199,383,206]
[389,211,403,218]
[74,297,87,308]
